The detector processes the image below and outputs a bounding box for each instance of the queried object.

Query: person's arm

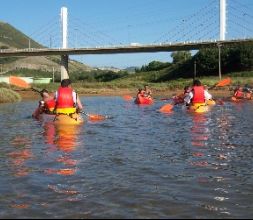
[72,91,83,112]
[184,92,193,105]
[204,90,212,100]
[76,95,83,110]
[54,91,58,101]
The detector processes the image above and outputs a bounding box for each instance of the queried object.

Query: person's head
[144,85,149,90]
[40,89,49,98]
[138,88,144,93]
[193,79,202,87]
[184,86,191,93]
[61,79,72,88]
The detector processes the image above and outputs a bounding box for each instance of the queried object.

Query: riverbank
[16,87,233,101]
[16,75,248,101]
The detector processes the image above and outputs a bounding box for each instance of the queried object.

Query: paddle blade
[159,104,174,113]
[160,98,170,101]
[216,78,232,87]
[123,95,133,101]
[9,76,30,89]
[88,114,106,121]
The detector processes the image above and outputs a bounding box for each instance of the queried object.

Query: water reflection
[43,122,82,176]
[8,136,33,177]
[42,121,82,201]
[190,114,210,168]
[1,97,253,218]
[188,112,233,216]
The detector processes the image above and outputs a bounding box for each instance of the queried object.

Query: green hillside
[0,21,93,76]
[0,21,41,49]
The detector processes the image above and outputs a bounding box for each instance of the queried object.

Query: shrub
[0,88,21,103]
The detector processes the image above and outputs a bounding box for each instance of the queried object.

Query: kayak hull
[54,114,84,126]
[38,113,84,126]
[188,103,209,113]
[231,97,252,102]
[135,97,154,105]
[206,99,216,106]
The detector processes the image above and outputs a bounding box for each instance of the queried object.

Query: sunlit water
[0,96,253,218]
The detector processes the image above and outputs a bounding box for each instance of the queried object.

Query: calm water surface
[0,96,253,218]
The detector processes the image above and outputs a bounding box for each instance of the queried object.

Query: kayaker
[243,85,252,100]
[32,89,56,119]
[172,86,192,105]
[184,80,212,106]
[184,86,192,96]
[136,88,145,99]
[144,85,152,98]
[233,86,244,99]
[55,79,83,115]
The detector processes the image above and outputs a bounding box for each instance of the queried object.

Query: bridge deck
[0,39,252,57]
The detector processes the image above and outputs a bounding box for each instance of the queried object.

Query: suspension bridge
[0,0,252,80]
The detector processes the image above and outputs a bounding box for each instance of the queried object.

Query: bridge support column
[61,55,69,80]
[60,7,69,81]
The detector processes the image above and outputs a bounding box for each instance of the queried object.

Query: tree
[171,51,191,64]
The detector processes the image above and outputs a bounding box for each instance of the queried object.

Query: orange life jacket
[192,86,205,104]
[56,87,76,114]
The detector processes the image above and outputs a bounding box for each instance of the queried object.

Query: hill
[0,21,93,77]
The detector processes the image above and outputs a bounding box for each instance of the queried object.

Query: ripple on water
[0,97,252,218]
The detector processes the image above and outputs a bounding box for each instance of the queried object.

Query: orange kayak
[231,96,252,102]
[135,96,154,105]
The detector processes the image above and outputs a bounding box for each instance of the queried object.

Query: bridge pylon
[60,7,69,80]
[220,0,226,41]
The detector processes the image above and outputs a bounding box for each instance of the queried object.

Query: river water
[0,96,252,218]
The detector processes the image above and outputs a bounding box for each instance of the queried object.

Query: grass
[29,75,253,93]
[0,87,21,103]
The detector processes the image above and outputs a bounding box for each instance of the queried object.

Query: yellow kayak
[189,103,209,113]
[54,113,84,126]
[206,99,216,106]
[39,113,84,126]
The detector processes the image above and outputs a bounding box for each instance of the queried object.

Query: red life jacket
[192,86,205,104]
[234,90,244,99]
[56,87,75,108]
[45,99,56,112]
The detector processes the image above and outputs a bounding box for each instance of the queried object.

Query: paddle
[208,77,232,90]
[80,111,108,121]
[159,103,174,113]
[123,95,134,101]
[31,87,43,95]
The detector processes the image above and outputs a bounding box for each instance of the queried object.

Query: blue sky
[1,0,253,68]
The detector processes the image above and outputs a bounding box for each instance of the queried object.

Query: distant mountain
[97,66,122,72]
[124,66,138,73]
[0,21,93,75]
